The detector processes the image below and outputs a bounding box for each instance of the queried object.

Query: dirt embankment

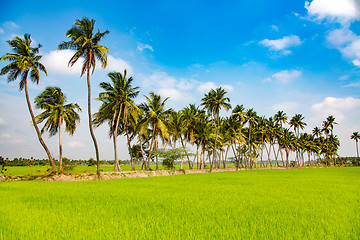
[2,167,295,182]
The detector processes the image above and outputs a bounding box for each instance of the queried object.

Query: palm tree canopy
[0,34,47,90]
[58,17,109,76]
[201,87,231,119]
[289,114,307,133]
[351,132,360,142]
[274,110,288,126]
[139,92,172,140]
[35,86,81,136]
[94,70,140,134]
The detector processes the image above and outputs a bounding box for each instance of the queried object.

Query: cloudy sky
[0,0,359,160]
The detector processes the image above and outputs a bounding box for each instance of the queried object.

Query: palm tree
[351,132,360,158]
[139,92,172,170]
[245,108,258,168]
[289,114,307,166]
[0,34,56,170]
[201,87,231,172]
[94,70,140,171]
[59,17,109,176]
[34,87,81,170]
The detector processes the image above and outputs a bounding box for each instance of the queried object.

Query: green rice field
[1,167,359,239]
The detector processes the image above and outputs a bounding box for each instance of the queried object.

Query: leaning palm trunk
[113,106,122,172]
[87,71,101,176]
[25,83,56,171]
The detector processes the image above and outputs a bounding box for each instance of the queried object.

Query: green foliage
[154,148,191,169]
[0,156,7,175]
[0,168,359,239]
[87,158,96,166]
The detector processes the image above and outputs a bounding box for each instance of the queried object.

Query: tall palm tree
[59,17,109,176]
[34,87,81,170]
[245,108,258,168]
[139,92,172,170]
[0,34,56,170]
[351,132,360,158]
[94,70,140,171]
[201,87,231,172]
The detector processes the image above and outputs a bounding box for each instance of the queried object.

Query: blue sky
[0,0,359,160]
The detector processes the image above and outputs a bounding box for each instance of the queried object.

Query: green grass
[1,167,359,239]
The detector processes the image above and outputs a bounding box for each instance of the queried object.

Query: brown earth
[2,167,296,182]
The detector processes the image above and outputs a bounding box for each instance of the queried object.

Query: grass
[0,167,359,239]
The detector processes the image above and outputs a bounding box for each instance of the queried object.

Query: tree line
[1,17,359,175]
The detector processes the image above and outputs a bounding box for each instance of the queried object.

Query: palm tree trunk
[113,133,121,171]
[224,145,229,168]
[113,106,122,172]
[24,82,56,171]
[356,140,359,158]
[192,144,200,169]
[59,117,63,171]
[87,70,101,176]
[139,136,147,170]
[125,127,135,170]
[155,140,159,170]
[147,124,157,170]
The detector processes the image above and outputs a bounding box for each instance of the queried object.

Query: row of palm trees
[92,70,343,172]
[0,17,356,175]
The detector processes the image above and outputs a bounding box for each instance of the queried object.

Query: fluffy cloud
[141,71,196,104]
[311,96,360,123]
[264,70,302,84]
[66,140,85,149]
[326,28,358,47]
[260,35,302,54]
[272,102,300,112]
[0,117,8,126]
[137,42,154,52]
[42,50,132,75]
[197,82,234,93]
[305,0,360,23]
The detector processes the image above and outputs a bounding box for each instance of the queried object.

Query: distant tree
[154,148,191,170]
[351,132,359,158]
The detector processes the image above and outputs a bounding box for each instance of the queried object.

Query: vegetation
[35,87,81,170]
[58,17,109,176]
[1,18,358,173]
[0,34,56,170]
[0,168,359,239]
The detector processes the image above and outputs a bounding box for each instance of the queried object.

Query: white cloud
[326,28,358,47]
[311,96,360,123]
[66,140,85,149]
[305,0,360,23]
[2,21,19,29]
[260,35,302,54]
[42,50,83,75]
[344,81,360,87]
[353,59,360,66]
[42,50,132,75]
[0,118,8,126]
[106,55,133,74]
[272,102,300,112]
[0,28,4,34]
[137,42,154,52]
[265,70,302,84]
[271,25,279,32]
[157,88,194,102]
[196,82,234,93]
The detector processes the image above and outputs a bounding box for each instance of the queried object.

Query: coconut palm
[139,92,172,170]
[34,87,81,170]
[0,34,56,170]
[201,87,231,172]
[351,132,360,158]
[59,17,109,176]
[245,108,258,168]
[94,70,140,171]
